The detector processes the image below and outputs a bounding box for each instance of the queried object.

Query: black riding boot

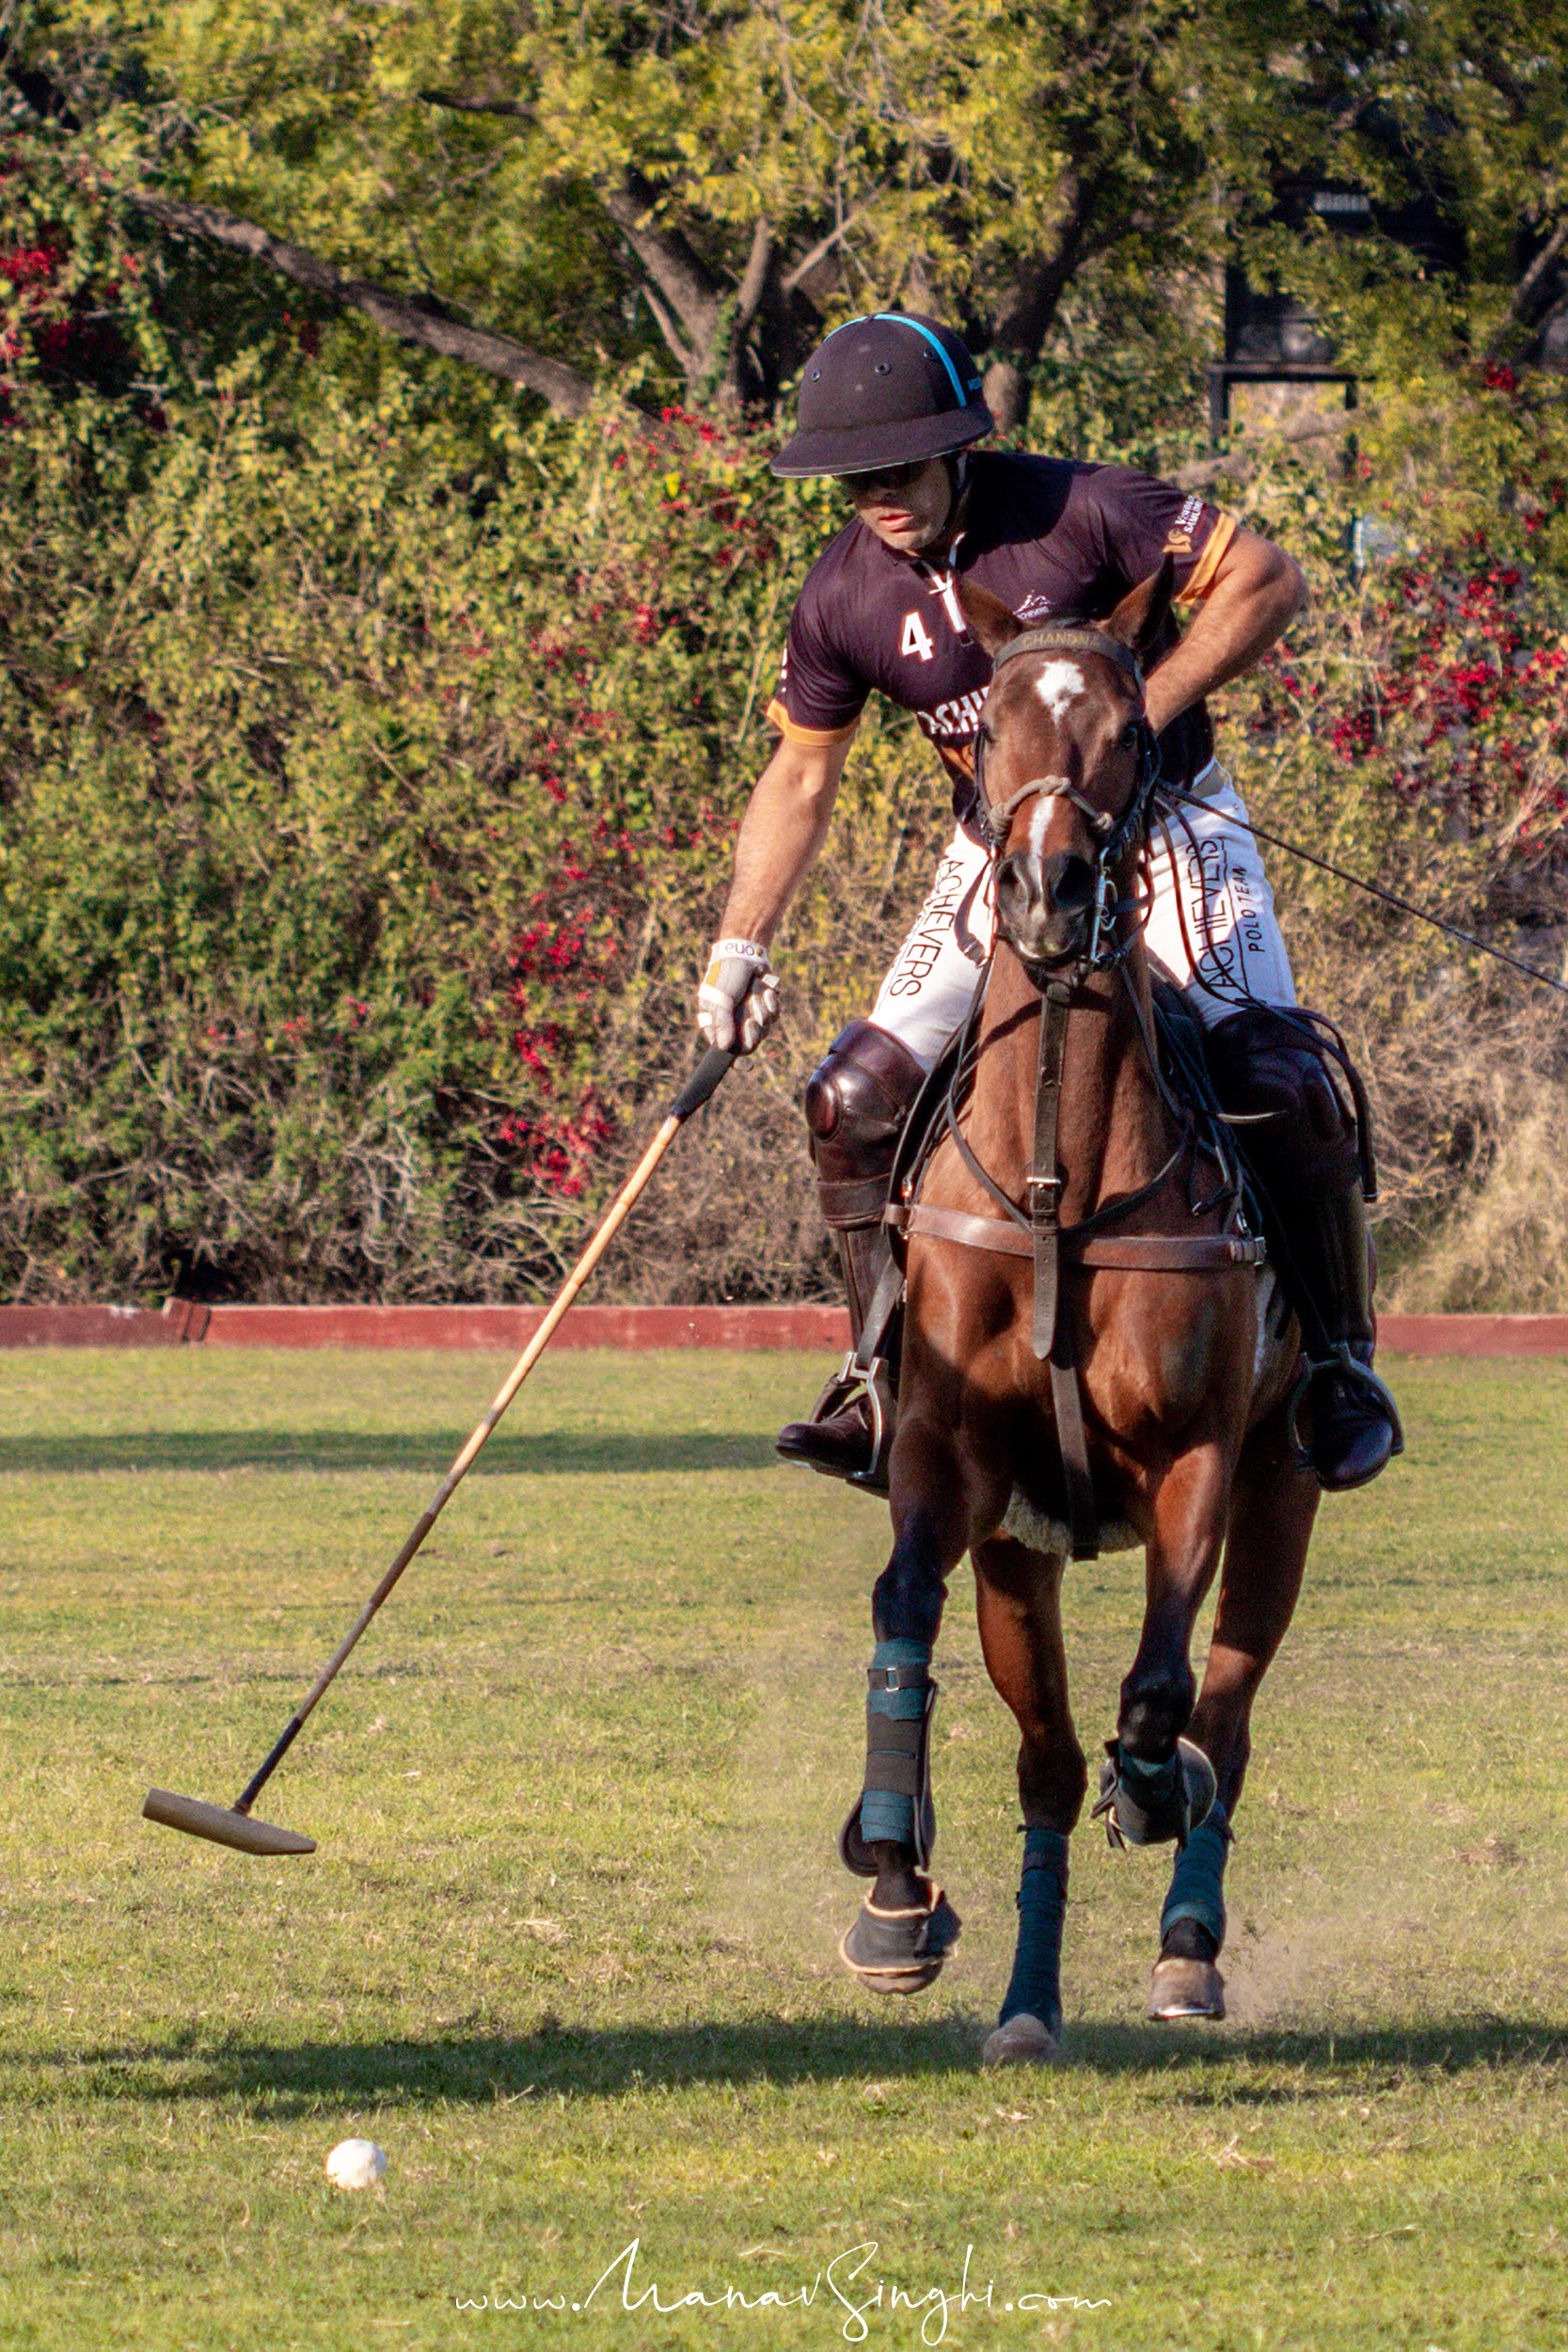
[1205,1007,1402,1492]
[776,1020,927,1490]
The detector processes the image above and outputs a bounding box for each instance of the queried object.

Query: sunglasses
[841,460,927,496]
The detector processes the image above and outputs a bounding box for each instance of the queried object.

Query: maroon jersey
[767,451,1236,827]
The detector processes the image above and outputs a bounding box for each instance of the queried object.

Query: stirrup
[1286,1344,1405,1471]
[790,1347,895,1493]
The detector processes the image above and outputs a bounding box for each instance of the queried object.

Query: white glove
[697,936,781,1054]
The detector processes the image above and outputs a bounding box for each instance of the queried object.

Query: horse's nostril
[996,852,1038,914]
[1046,851,1094,914]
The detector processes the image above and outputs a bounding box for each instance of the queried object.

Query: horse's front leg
[1097,1438,1233,1851]
[1149,1401,1319,2022]
[972,1534,1084,2067]
[837,1401,1002,1997]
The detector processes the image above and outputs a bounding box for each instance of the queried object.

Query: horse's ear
[958,579,1024,658]
[1104,556,1177,659]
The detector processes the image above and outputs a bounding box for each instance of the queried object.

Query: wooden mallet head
[142,1788,316,1855]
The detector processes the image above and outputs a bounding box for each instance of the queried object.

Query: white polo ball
[325,2137,387,2191]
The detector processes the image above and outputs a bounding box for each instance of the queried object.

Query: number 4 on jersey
[900,610,935,663]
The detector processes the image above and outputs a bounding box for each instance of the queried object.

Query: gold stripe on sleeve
[1174,511,1238,607]
[765,698,861,746]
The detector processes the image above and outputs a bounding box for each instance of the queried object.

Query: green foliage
[2,23,1568,1305]
[0,146,943,1297]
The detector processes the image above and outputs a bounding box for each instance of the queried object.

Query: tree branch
[637,278,695,375]
[1486,215,1568,360]
[780,202,874,295]
[132,194,594,416]
[735,217,773,335]
[980,166,1107,433]
[601,173,724,379]
[418,87,534,120]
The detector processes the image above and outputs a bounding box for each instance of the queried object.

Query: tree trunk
[981,169,1102,435]
[601,174,727,388]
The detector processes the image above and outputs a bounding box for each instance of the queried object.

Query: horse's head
[960,561,1176,979]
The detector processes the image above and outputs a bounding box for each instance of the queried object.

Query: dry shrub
[1284,913,1568,1311]
[604,846,1568,1315]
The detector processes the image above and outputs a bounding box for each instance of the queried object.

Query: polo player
[696,312,1401,1494]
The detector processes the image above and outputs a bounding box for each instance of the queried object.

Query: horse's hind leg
[973,1535,1085,2066]
[1149,1405,1318,2022]
[837,1410,1000,1998]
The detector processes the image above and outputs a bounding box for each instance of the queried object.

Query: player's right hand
[697,938,781,1055]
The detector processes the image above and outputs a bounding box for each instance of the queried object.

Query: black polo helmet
[771,312,993,479]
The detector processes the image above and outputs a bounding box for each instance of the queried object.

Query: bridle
[973,624,1164,979]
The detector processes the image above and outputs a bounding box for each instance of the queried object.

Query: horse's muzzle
[995,848,1094,971]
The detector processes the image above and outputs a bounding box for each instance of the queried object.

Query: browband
[990,624,1145,699]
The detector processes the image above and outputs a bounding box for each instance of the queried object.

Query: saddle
[840,971,1271,1544]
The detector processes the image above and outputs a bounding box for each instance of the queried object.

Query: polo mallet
[143,1044,736,1856]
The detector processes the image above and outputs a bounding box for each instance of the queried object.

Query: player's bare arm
[718,733,853,947]
[696,734,853,1053]
[1143,527,1307,735]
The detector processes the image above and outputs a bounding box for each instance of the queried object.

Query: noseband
[974,625,1162,977]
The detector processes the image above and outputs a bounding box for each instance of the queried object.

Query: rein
[904,623,1257,1562]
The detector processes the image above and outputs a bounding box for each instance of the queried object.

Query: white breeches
[869,764,1298,1070]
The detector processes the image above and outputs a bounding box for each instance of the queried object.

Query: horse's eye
[1120,722,1141,749]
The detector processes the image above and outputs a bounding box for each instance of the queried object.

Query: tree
[8,0,1568,442]
[14,0,1252,426]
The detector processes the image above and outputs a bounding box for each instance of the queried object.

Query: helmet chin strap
[892,449,974,564]
[932,451,972,551]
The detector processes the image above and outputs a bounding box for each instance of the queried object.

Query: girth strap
[892,1201,1267,1271]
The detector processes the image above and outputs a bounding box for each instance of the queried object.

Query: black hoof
[838,1885,961,1995]
[1092,1737,1216,1849]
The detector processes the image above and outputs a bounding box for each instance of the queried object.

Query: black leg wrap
[839,1674,938,1878]
[838,1884,962,1994]
[1091,1737,1217,1851]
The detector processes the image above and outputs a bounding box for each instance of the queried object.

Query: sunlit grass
[1,1347,1566,2347]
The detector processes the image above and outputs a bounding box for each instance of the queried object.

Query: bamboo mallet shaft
[232,1046,736,1816]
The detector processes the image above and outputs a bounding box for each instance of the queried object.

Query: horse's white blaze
[1033,660,1085,720]
[1027,797,1054,859]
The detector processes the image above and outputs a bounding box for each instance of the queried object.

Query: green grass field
[3,1345,1568,2350]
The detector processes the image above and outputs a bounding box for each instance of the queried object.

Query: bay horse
[835,562,1322,2058]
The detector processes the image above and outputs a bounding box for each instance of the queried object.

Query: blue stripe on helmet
[874,314,970,407]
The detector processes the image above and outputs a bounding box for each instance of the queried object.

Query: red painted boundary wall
[0,1300,853,1350]
[2,1300,1568,1354]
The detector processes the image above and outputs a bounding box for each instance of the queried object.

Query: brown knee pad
[804,1020,927,1332]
